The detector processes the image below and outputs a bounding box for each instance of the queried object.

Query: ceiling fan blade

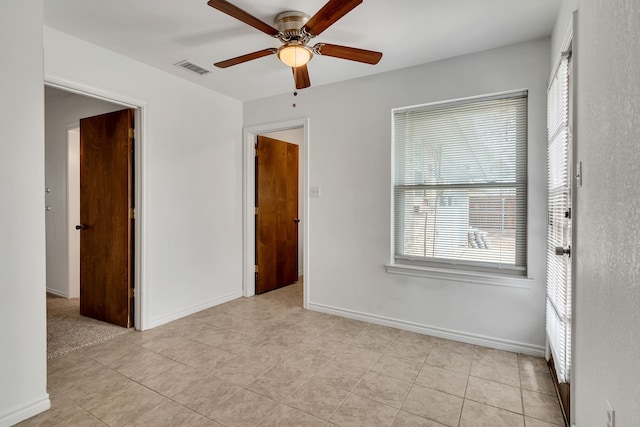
[214,48,276,68]
[293,65,311,89]
[315,43,382,64]
[303,0,362,36]
[207,0,279,37]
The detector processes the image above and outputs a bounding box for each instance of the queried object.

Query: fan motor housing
[274,11,310,36]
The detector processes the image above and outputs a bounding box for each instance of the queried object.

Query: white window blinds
[546,55,571,383]
[393,92,528,274]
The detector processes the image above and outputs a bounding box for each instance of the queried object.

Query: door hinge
[128,128,134,139]
[255,207,259,215]
[129,288,135,298]
[255,265,258,273]
[129,208,136,219]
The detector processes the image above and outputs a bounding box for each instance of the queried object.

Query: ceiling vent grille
[174,60,211,75]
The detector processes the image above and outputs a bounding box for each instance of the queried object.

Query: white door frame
[44,75,148,331]
[242,118,310,308]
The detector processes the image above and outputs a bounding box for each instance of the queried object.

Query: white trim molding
[45,287,68,298]
[146,291,242,329]
[0,396,50,427]
[385,263,534,288]
[308,302,545,357]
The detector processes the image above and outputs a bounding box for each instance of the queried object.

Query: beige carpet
[47,293,131,359]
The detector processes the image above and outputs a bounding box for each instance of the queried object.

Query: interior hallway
[22,283,564,426]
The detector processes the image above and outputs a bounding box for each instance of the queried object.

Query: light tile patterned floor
[21,283,565,426]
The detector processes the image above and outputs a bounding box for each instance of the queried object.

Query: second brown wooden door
[79,109,134,328]
[256,135,299,294]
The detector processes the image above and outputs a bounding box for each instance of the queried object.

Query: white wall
[262,128,305,276]
[245,38,550,354]
[572,0,640,424]
[44,27,244,329]
[0,0,50,425]
[44,91,124,298]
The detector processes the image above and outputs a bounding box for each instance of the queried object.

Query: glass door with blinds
[546,52,572,386]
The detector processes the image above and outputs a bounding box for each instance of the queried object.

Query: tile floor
[21,283,565,427]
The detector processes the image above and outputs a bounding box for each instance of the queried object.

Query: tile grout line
[387,333,421,426]
[311,326,369,425]
[346,332,398,423]
[458,363,473,427]
[209,300,339,426]
[397,338,467,425]
[519,353,527,426]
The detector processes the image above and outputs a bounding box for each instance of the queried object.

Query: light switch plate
[310,186,321,198]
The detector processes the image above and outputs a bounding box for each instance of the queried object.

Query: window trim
[385,262,533,288]
[390,90,529,281]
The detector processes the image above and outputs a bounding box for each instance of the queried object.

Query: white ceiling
[44,0,562,101]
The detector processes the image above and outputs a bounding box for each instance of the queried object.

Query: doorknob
[555,246,571,256]
[294,218,300,224]
[75,224,86,230]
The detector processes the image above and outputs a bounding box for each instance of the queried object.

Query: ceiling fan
[207,0,383,89]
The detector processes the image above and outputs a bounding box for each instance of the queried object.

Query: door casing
[242,119,309,307]
[45,77,147,331]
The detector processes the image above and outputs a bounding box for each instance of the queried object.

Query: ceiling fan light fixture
[278,44,312,68]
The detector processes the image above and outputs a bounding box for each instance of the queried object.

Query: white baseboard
[308,302,545,357]
[145,291,242,330]
[45,287,68,298]
[0,395,50,427]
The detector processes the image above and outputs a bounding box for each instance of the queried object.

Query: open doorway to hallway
[242,119,309,308]
[44,85,141,358]
[255,130,304,296]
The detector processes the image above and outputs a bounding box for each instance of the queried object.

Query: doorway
[546,40,574,425]
[243,119,309,307]
[255,134,300,294]
[44,83,145,342]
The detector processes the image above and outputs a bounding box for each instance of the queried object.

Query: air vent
[174,60,211,75]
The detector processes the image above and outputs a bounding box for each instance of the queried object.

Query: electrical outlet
[607,401,615,427]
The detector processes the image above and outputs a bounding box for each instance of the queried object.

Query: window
[392,92,528,277]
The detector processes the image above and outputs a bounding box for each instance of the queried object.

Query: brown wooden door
[256,135,299,294]
[79,109,134,328]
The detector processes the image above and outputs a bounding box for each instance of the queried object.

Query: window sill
[385,263,534,288]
